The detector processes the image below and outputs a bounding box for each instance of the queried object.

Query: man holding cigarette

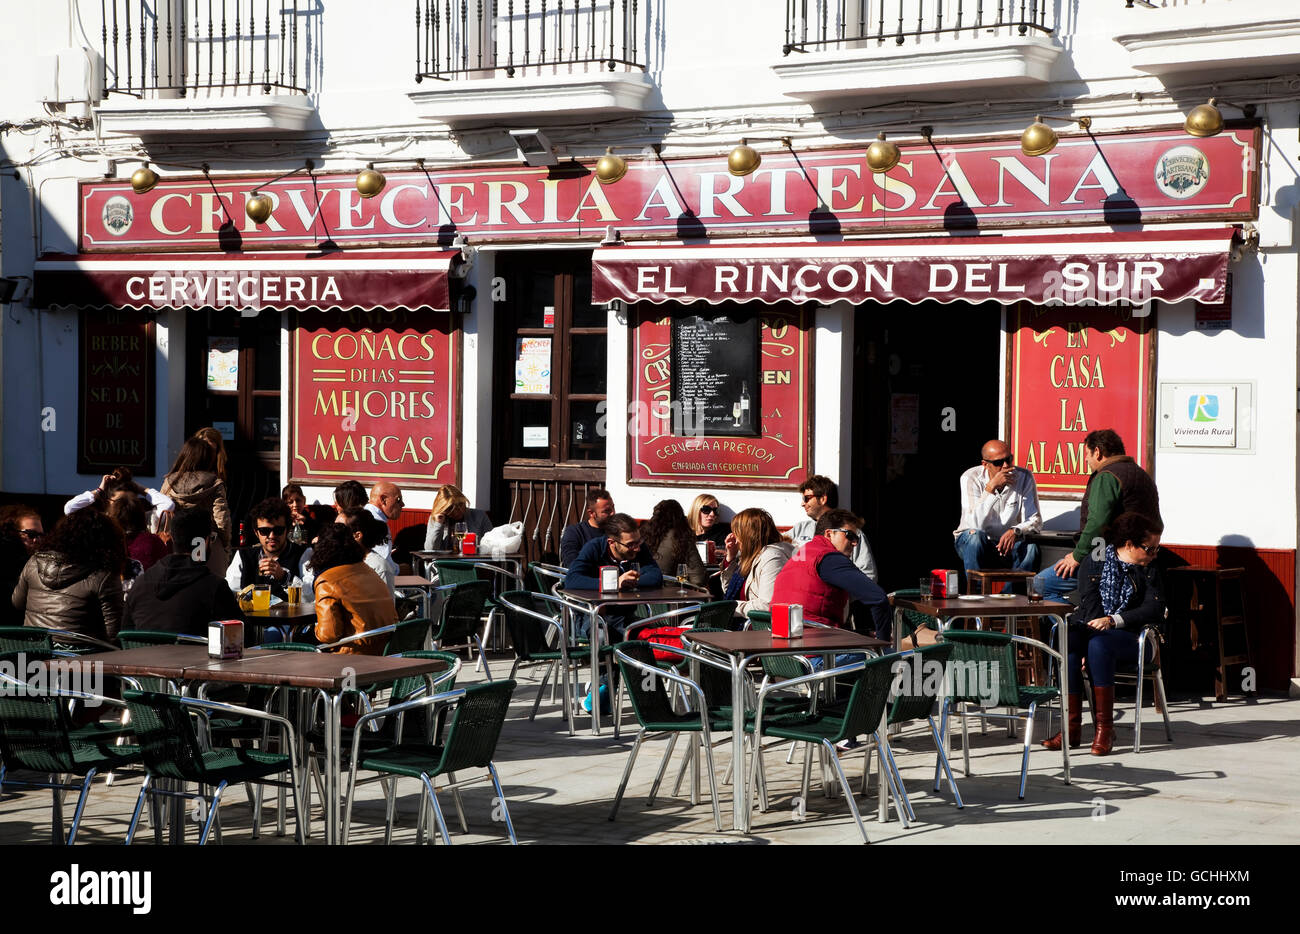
[953,439,1042,579]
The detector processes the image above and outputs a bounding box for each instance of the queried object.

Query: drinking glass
[1027,578,1044,603]
[252,584,271,612]
[918,577,933,601]
[676,563,688,593]
[454,521,468,552]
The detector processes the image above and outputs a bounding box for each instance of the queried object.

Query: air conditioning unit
[36,48,105,108]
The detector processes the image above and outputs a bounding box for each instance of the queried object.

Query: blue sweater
[564,536,664,591]
[560,521,604,566]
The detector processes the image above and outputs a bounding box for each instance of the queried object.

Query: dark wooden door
[491,251,607,563]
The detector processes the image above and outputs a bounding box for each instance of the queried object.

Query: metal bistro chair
[430,580,496,681]
[0,656,142,844]
[746,655,897,844]
[0,626,117,655]
[122,690,306,845]
[937,628,1064,800]
[342,679,518,845]
[529,562,568,598]
[498,590,610,735]
[611,641,737,833]
[1081,622,1174,754]
[435,559,520,672]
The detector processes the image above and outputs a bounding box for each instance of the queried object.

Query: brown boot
[1042,693,1082,750]
[1091,686,1115,756]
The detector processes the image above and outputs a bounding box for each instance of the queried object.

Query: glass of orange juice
[252,584,272,612]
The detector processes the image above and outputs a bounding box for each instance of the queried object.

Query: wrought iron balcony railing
[101,0,311,98]
[415,0,645,81]
[783,0,1055,55]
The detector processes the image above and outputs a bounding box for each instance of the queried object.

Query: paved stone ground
[2,652,1298,846]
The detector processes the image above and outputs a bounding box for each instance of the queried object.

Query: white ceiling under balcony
[409,72,655,127]
[1115,8,1300,75]
[772,35,1061,102]
[96,96,316,137]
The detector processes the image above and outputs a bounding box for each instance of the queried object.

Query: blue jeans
[1065,624,1141,693]
[808,652,867,672]
[1034,565,1080,602]
[954,530,1039,578]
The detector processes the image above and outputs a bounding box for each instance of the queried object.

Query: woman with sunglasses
[720,507,794,621]
[688,493,731,553]
[1043,511,1165,756]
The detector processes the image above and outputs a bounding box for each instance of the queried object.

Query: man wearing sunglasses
[773,508,891,641]
[225,497,313,601]
[789,475,879,582]
[954,439,1042,581]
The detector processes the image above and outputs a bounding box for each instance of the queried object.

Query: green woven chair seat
[1016,684,1061,708]
[184,746,293,784]
[71,741,142,769]
[70,720,135,744]
[746,711,852,743]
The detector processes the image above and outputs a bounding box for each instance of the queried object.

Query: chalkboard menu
[670,314,761,437]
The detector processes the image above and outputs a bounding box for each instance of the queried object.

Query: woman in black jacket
[1043,511,1164,756]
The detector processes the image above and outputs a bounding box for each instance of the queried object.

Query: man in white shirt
[789,474,878,582]
[954,439,1042,577]
[366,482,403,576]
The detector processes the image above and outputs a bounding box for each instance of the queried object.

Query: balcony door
[491,251,606,563]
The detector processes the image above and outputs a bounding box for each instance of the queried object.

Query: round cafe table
[242,601,318,643]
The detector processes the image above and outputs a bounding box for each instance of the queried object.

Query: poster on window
[629,305,812,487]
[1007,304,1155,499]
[514,337,552,394]
[206,337,239,391]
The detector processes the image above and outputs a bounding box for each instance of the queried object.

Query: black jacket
[123,553,244,637]
[1070,552,1164,632]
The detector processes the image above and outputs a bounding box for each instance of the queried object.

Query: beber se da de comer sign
[80,127,1258,248]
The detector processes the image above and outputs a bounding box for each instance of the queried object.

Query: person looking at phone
[563,513,664,638]
[954,439,1042,580]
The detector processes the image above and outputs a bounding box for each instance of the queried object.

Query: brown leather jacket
[162,471,232,574]
[313,562,397,655]
[12,552,123,641]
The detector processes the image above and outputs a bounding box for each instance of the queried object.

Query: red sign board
[592,229,1232,306]
[1007,305,1155,499]
[290,309,459,488]
[79,127,1259,251]
[629,306,812,487]
[78,310,155,475]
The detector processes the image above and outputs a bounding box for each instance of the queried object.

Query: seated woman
[424,484,493,552]
[1043,511,1165,757]
[719,507,794,621]
[641,499,708,588]
[689,493,731,556]
[339,507,396,596]
[282,482,321,544]
[13,508,127,642]
[310,523,396,655]
[106,484,170,585]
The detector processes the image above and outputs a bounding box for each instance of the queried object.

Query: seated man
[954,439,1041,583]
[123,507,244,636]
[772,508,891,644]
[559,489,615,566]
[789,474,879,582]
[563,512,663,639]
[365,481,403,575]
[226,497,313,601]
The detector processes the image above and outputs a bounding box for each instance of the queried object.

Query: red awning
[591,227,1237,307]
[33,249,462,312]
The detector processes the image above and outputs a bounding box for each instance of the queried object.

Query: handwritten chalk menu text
[670,314,761,437]
[631,306,811,488]
[78,310,155,475]
[291,308,459,487]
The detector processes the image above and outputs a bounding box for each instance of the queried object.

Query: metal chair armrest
[318,622,398,651]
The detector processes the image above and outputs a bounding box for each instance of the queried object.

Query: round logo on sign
[1154,145,1209,200]
[102,195,134,235]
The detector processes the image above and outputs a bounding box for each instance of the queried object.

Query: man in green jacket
[1034,428,1163,600]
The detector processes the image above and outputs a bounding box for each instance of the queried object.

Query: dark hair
[341,507,390,550]
[584,488,613,518]
[0,526,28,585]
[249,497,291,526]
[815,508,862,536]
[0,504,41,529]
[333,480,367,512]
[600,513,640,538]
[168,437,219,477]
[169,506,213,555]
[309,522,366,575]
[106,488,148,535]
[282,483,305,500]
[1107,511,1163,548]
[640,500,692,568]
[40,509,127,578]
[1085,429,1126,459]
[92,469,147,514]
[799,475,838,507]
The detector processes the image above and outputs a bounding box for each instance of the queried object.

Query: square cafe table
[683,628,889,833]
[66,646,448,844]
[557,584,712,734]
[889,594,1075,800]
